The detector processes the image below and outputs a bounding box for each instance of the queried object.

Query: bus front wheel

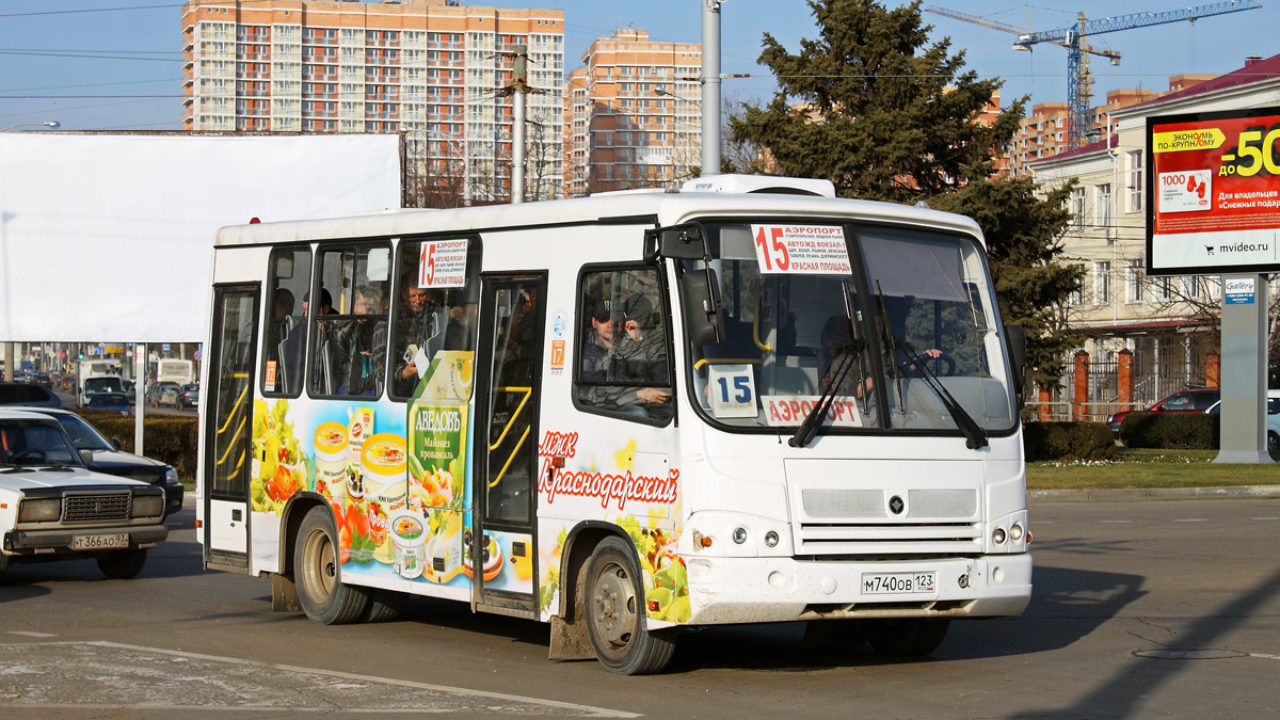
[583,536,676,675]
[866,618,950,657]
[295,506,369,625]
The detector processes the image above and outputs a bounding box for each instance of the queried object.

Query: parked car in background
[121,379,137,404]
[0,382,62,408]
[0,409,168,577]
[19,407,184,516]
[177,383,199,409]
[86,392,132,415]
[1107,388,1220,437]
[147,381,181,408]
[1205,389,1280,452]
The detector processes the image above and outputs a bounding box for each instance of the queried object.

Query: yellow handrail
[693,357,761,371]
[216,381,250,436]
[752,288,772,352]
[215,412,247,467]
[488,425,530,489]
[488,386,532,451]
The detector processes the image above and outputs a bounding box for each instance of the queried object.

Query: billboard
[1146,106,1280,276]
[0,133,401,343]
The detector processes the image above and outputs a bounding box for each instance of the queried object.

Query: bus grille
[796,522,982,556]
[64,494,131,522]
[796,487,981,557]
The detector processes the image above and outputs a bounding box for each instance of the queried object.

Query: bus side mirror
[646,226,707,261]
[682,271,725,347]
[1004,324,1027,404]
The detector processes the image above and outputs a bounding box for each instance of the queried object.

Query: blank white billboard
[0,133,401,342]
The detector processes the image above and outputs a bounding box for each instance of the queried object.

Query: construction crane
[926,2,1262,149]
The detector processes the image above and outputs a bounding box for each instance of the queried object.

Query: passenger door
[472,274,545,615]
[203,286,259,570]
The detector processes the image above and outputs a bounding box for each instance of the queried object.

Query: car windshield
[52,414,114,451]
[680,220,1016,436]
[0,418,81,465]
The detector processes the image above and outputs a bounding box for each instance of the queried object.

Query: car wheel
[583,535,676,675]
[97,549,148,579]
[1269,431,1278,453]
[866,618,950,657]
[295,506,369,625]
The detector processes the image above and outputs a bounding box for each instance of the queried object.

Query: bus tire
[866,618,950,658]
[295,506,369,625]
[97,549,147,579]
[583,536,676,675]
[363,588,406,623]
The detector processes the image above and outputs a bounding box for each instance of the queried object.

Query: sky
[1,0,1276,132]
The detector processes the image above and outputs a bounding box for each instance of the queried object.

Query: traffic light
[78,352,84,360]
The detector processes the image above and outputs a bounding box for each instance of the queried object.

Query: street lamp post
[1,120,60,380]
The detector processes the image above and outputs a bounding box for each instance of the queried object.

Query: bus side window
[388,238,481,400]
[309,244,390,399]
[262,247,312,397]
[574,266,672,424]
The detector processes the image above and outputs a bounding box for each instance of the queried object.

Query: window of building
[1095,261,1111,305]
[1157,276,1172,301]
[1071,187,1086,227]
[1068,265,1085,307]
[1183,275,1201,298]
[574,266,672,424]
[1095,183,1112,235]
[1126,259,1144,303]
[309,243,391,398]
[1126,150,1144,212]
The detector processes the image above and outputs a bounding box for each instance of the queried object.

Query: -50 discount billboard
[1147,106,1280,275]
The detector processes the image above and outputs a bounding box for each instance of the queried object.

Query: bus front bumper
[679,553,1031,626]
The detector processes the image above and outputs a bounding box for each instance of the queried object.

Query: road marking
[1099,520,1132,524]
[5,632,56,638]
[1250,653,1280,661]
[1174,518,1209,523]
[1251,516,1279,521]
[0,641,639,718]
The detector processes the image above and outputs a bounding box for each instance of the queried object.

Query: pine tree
[730,0,1082,392]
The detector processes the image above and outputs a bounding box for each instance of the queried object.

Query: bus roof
[214,184,984,249]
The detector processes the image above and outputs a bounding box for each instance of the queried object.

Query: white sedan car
[0,409,168,578]
[1205,389,1280,452]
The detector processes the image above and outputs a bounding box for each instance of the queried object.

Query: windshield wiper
[874,282,908,418]
[896,340,988,450]
[790,280,865,448]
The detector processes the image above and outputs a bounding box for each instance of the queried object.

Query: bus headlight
[764,531,780,548]
[1009,524,1024,542]
[992,527,1007,545]
[732,527,748,544]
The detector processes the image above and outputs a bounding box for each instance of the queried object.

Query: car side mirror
[109,438,121,451]
[79,449,94,467]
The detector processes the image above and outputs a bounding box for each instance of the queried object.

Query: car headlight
[18,497,62,523]
[131,493,165,519]
[164,467,178,483]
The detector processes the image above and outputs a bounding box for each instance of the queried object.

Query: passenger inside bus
[391,284,446,396]
[328,283,387,397]
[579,288,671,419]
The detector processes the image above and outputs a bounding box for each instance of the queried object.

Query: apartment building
[1028,54,1280,414]
[1007,78,1215,178]
[564,29,701,197]
[181,0,566,205]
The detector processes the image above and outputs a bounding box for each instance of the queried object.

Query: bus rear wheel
[583,536,676,675]
[866,618,950,657]
[295,506,369,625]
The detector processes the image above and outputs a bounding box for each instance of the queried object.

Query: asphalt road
[1,497,1277,719]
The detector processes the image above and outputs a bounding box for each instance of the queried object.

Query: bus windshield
[682,221,1017,436]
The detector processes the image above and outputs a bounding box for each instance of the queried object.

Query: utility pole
[701,0,722,177]
[511,44,528,204]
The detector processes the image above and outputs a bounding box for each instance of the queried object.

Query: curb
[1030,485,1280,503]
